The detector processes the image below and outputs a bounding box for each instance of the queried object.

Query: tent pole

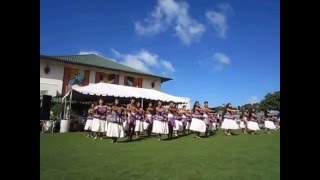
[69,90,73,120]
[64,97,67,119]
[141,98,143,109]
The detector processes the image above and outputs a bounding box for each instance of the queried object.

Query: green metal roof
[40,54,172,83]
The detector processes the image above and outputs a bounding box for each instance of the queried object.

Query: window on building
[108,74,115,84]
[68,68,85,86]
[127,76,134,86]
[95,72,118,84]
[124,76,143,88]
[62,67,90,95]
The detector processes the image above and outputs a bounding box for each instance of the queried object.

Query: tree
[214,106,225,112]
[252,103,261,111]
[260,91,280,111]
[240,103,261,112]
[237,106,241,110]
[242,103,252,111]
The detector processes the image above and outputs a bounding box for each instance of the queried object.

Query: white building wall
[119,75,124,85]
[40,59,164,97]
[40,59,65,96]
[142,76,162,91]
[114,71,162,91]
[89,70,95,84]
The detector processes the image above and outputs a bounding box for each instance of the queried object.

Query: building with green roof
[40,54,172,97]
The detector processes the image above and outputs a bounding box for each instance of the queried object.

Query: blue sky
[40,0,280,107]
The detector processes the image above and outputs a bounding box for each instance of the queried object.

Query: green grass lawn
[40,130,280,180]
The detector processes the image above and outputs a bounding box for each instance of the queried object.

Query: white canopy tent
[62,82,189,103]
[60,82,190,132]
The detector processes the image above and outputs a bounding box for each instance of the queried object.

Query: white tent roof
[63,82,189,103]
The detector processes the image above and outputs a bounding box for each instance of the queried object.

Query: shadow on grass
[102,131,199,143]
[230,132,240,136]
[161,136,178,141]
[102,136,112,139]
[244,132,261,135]
[162,132,198,141]
[117,136,149,143]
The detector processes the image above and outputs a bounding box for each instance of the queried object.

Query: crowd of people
[84,98,280,143]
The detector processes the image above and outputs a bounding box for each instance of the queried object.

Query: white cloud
[248,96,259,104]
[199,52,231,71]
[78,50,101,56]
[137,49,158,66]
[206,3,232,38]
[121,55,151,73]
[214,52,230,64]
[161,71,168,76]
[213,52,230,71]
[135,5,166,35]
[110,49,175,75]
[161,60,175,72]
[111,48,158,66]
[135,0,205,45]
[110,48,121,58]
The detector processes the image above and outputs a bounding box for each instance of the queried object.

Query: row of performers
[84,98,279,143]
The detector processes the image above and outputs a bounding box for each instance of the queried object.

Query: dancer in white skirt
[92,99,108,140]
[247,108,260,134]
[190,101,207,139]
[126,98,136,141]
[144,102,154,137]
[122,110,129,134]
[216,113,221,130]
[106,98,126,143]
[185,110,192,134]
[207,111,217,135]
[104,103,113,135]
[133,101,144,139]
[221,103,239,136]
[167,102,178,139]
[239,109,249,134]
[84,103,95,137]
[180,105,188,135]
[202,101,216,136]
[152,100,169,141]
[173,104,183,137]
[264,109,277,133]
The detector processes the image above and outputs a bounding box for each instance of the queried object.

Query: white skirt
[209,122,216,131]
[146,114,153,123]
[100,120,106,133]
[174,120,183,131]
[247,121,260,131]
[221,118,239,130]
[104,121,109,133]
[186,121,191,130]
[264,120,276,129]
[143,121,149,131]
[190,118,207,133]
[84,119,93,131]
[213,122,217,130]
[106,122,125,138]
[203,114,210,125]
[134,120,144,132]
[152,120,169,134]
[91,118,99,132]
[240,121,246,129]
[122,121,129,131]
